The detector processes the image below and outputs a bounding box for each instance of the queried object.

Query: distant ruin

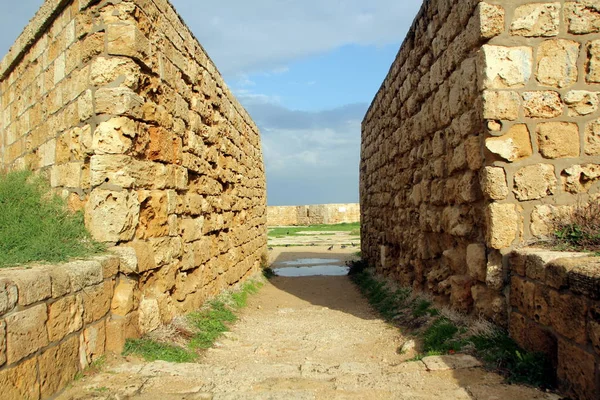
[267,203,360,226]
[0,0,266,397]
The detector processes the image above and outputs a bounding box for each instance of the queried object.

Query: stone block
[105,312,140,353]
[111,276,138,317]
[92,117,136,155]
[6,304,48,364]
[81,320,106,367]
[486,203,518,249]
[565,2,600,34]
[585,118,600,156]
[588,40,600,83]
[0,278,18,315]
[562,164,600,193]
[564,91,599,116]
[545,256,595,290]
[536,122,580,159]
[480,45,533,89]
[81,280,113,323]
[569,260,600,300]
[125,241,158,273]
[146,126,183,164]
[482,90,520,120]
[513,164,556,201]
[90,56,140,88]
[523,250,572,281]
[485,124,532,162]
[136,190,170,239]
[522,91,563,118]
[148,236,183,267]
[39,336,80,398]
[95,87,144,118]
[0,357,40,400]
[531,204,573,237]
[511,3,560,37]
[138,297,161,334]
[85,189,140,243]
[466,244,487,282]
[47,294,84,342]
[63,260,103,292]
[3,268,52,306]
[510,276,535,318]
[477,3,504,39]
[557,338,596,400]
[94,254,120,279]
[180,217,205,242]
[480,167,508,200]
[0,319,5,366]
[50,162,83,188]
[472,285,507,326]
[536,39,580,88]
[486,250,506,291]
[107,23,150,61]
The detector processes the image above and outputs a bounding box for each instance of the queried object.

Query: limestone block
[81,320,106,367]
[47,294,84,342]
[568,260,600,300]
[3,268,52,306]
[124,241,158,273]
[482,90,520,120]
[6,304,48,364]
[585,118,600,155]
[180,217,205,242]
[63,260,103,292]
[465,135,483,170]
[107,23,149,61]
[485,124,532,162]
[588,40,600,83]
[486,250,506,290]
[536,122,580,159]
[111,276,138,317]
[562,164,600,193]
[0,278,18,315]
[449,275,473,313]
[146,126,183,164]
[137,191,169,239]
[511,3,560,37]
[513,164,556,201]
[531,204,572,237]
[478,3,505,39]
[510,276,535,318]
[545,256,598,290]
[466,244,487,282]
[92,117,136,155]
[105,312,140,353]
[558,339,596,400]
[536,39,580,88]
[93,254,120,279]
[81,280,113,323]
[138,297,161,334]
[480,45,533,89]
[91,56,141,88]
[564,91,599,116]
[85,189,140,243]
[480,167,508,200]
[95,87,144,118]
[522,91,563,118]
[50,162,83,188]
[486,203,518,249]
[148,237,183,267]
[0,357,40,400]
[565,1,600,34]
[39,336,80,398]
[0,319,5,366]
[472,285,507,326]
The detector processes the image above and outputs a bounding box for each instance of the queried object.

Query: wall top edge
[268,203,360,208]
[0,0,72,81]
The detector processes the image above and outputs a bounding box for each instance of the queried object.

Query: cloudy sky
[0,0,423,206]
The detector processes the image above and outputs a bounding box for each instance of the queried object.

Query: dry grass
[553,197,600,253]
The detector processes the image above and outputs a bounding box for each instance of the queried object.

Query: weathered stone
[588,40,600,83]
[536,39,580,88]
[81,280,113,323]
[0,278,18,315]
[136,191,170,239]
[564,91,599,116]
[530,204,572,237]
[472,285,507,326]
[486,203,518,249]
[558,338,596,400]
[565,1,600,34]
[485,124,532,162]
[511,3,560,37]
[480,167,508,200]
[148,237,183,267]
[562,164,600,193]
[522,91,563,118]
[81,320,106,368]
[546,256,597,290]
[138,297,161,334]
[105,312,141,353]
[466,244,487,282]
[569,260,600,300]
[107,23,150,61]
[179,217,205,242]
[480,45,533,89]
[510,276,535,318]
[536,122,580,159]
[110,246,138,274]
[477,3,504,39]
[513,164,556,201]
[0,320,5,366]
[486,250,506,291]
[585,118,600,155]
[125,241,158,273]
[39,336,80,398]
[63,260,103,292]
[3,268,52,306]
[85,189,140,243]
[48,294,84,342]
[111,276,138,317]
[482,90,520,120]
[50,163,83,188]
[0,357,40,400]
[92,117,136,155]
[91,56,141,88]
[421,354,482,371]
[6,304,48,364]
[449,275,473,313]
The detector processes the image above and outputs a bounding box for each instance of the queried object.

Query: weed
[552,198,600,252]
[123,338,197,363]
[0,170,104,268]
[263,267,277,279]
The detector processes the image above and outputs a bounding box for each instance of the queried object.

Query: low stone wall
[0,255,121,399]
[267,203,360,226]
[508,249,600,400]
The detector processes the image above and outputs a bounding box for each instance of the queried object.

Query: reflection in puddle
[273,265,349,277]
[278,258,341,266]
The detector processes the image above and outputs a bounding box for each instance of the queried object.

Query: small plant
[123,339,197,363]
[552,198,600,253]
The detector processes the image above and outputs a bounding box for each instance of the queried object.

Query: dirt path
[58,248,559,400]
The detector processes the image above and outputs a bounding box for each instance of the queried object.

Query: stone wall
[508,249,600,400]
[361,0,600,326]
[0,255,121,399]
[267,203,360,226]
[0,0,267,332]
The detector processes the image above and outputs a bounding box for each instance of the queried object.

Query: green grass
[349,263,555,390]
[123,339,198,363]
[268,222,360,238]
[0,170,104,268]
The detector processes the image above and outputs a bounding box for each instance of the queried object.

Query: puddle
[277,258,341,266]
[273,265,349,277]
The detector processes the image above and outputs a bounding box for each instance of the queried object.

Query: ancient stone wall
[267,203,360,226]
[361,0,600,326]
[0,0,266,349]
[508,249,600,400]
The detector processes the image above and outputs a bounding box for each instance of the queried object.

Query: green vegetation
[0,170,104,268]
[268,222,360,238]
[123,280,264,362]
[552,198,600,254]
[349,263,555,389]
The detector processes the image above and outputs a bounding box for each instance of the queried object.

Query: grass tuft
[123,339,197,363]
[0,170,104,268]
[552,198,600,253]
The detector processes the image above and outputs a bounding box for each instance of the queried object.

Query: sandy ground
[57,247,559,400]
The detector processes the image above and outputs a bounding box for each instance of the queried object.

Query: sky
[0,0,424,206]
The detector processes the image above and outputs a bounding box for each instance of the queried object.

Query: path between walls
[57,248,559,400]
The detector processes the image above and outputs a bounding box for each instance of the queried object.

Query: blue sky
[0,0,424,206]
